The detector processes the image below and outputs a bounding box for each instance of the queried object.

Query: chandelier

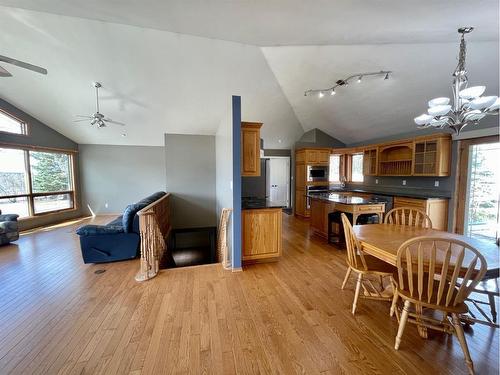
[415,27,499,134]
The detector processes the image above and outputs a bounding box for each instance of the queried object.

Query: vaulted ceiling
[0,1,498,146]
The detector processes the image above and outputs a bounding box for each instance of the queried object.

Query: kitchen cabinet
[363,148,378,176]
[310,198,334,237]
[393,196,449,231]
[241,122,262,177]
[296,149,330,165]
[413,136,451,176]
[295,190,307,217]
[378,142,414,176]
[242,208,282,263]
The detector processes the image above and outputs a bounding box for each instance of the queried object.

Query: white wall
[215,105,234,264]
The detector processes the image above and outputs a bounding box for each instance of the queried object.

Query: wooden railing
[135,193,171,282]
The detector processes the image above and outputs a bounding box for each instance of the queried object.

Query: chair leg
[352,273,362,315]
[390,289,399,317]
[395,300,410,350]
[488,293,497,322]
[452,313,475,375]
[341,267,352,290]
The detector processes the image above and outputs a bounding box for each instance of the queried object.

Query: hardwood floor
[0,214,498,374]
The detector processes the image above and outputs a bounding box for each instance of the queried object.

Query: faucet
[340,176,346,188]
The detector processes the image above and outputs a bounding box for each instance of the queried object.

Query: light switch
[402,180,406,186]
[434,180,440,187]
[375,179,379,184]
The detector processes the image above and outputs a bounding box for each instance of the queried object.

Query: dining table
[353,224,500,279]
[353,223,500,337]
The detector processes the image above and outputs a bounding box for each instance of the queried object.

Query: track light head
[357,75,362,83]
[330,89,336,96]
[384,73,390,80]
[318,91,324,98]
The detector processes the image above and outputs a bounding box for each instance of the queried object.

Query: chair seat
[395,272,469,313]
[352,255,396,275]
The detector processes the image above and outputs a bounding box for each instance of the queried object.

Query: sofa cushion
[76,225,124,236]
[122,203,147,233]
[107,216,123,227]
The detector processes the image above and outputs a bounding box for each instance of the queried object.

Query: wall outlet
[434,180,440,187]
[375,179,379,184]
[402,180,407,186]
[104,203,109,208]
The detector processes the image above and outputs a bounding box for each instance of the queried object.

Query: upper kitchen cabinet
[296,148,330,165]
[241,122,262,177]
[363,148,378,176]
[378,142,414,176]
[413,135,451,176]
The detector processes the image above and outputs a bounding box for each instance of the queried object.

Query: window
[0,147,75,218]
[0,110,28,135]
[351,153,364,182]
[329,154,341,182]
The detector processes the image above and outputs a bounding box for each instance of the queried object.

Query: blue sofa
[76,192,166,263]
[0,210,19,245]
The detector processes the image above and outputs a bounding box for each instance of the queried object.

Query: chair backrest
[341,213,368,271]
[396,236,487,308]
[384,207,433,228]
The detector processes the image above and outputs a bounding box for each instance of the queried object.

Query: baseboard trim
[232,267,243,273]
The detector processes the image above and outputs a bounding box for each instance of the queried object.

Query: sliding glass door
[457,137,500,245]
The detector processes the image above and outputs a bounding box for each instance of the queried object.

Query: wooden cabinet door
[242,209,282,262]
[306,150,318,163]
[310,199,324,233]
[295,164,306,190]
[241,123,262,176]
[318,150,330,164]
[295,190,306,216]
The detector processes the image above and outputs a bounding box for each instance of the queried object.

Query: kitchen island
[241,198,285,264]
[308,193,386,238]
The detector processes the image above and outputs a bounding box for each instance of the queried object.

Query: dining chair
[384,207,433,228]
[393,236,487,375]
[341,213,395,315]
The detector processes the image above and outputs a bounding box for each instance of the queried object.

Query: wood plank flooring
[0,214,498,374]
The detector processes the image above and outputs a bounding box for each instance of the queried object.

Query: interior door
[268,158,290,207]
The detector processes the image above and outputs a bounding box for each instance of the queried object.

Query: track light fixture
[304,70,392,97]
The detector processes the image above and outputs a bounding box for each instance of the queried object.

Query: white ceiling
[0,0,498,46]
[0,6,303,147]
[0,1,498,146]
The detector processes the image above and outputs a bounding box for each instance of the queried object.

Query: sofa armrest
[0,214,19,222]
[76,225,124,236]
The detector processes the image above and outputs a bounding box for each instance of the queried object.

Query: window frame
[346,152,365,183]
[0,145,77,218]
[0,109,29,136]
[329,153,343,183]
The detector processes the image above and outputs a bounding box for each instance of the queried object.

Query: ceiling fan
[0,55,48,77]
[75,82,126,128]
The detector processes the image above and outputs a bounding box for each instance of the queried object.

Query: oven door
[306,186,329,209]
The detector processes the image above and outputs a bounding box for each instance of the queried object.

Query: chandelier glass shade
[415,27,498,134]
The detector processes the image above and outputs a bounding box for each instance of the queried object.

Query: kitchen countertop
[308,192,387,205]
[328,187,451,199]
[242,198,287,210]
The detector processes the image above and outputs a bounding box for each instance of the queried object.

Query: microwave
[307,165,329,182]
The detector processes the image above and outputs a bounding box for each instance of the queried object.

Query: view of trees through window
[351,154,364,182]
[0,147,74,217]
[465,142,500,243]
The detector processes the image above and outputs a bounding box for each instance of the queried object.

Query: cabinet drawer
[393,197,427,211]
[356,204,385,212]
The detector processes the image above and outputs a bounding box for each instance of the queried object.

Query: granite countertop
[308,193,387,205]
[242,197,287,210]
[328,187,451,199]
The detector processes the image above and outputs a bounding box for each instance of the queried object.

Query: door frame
[266,156,291,208]
[453,134,499,234]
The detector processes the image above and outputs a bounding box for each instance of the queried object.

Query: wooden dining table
[353,223,500,338]
[353,224,500,279]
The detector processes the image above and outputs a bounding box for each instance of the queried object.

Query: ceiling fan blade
[0,55,47,75]
[104,118,126,126]
[0,65,12,77]
[74,119,90,123]
[75,115,93,119]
